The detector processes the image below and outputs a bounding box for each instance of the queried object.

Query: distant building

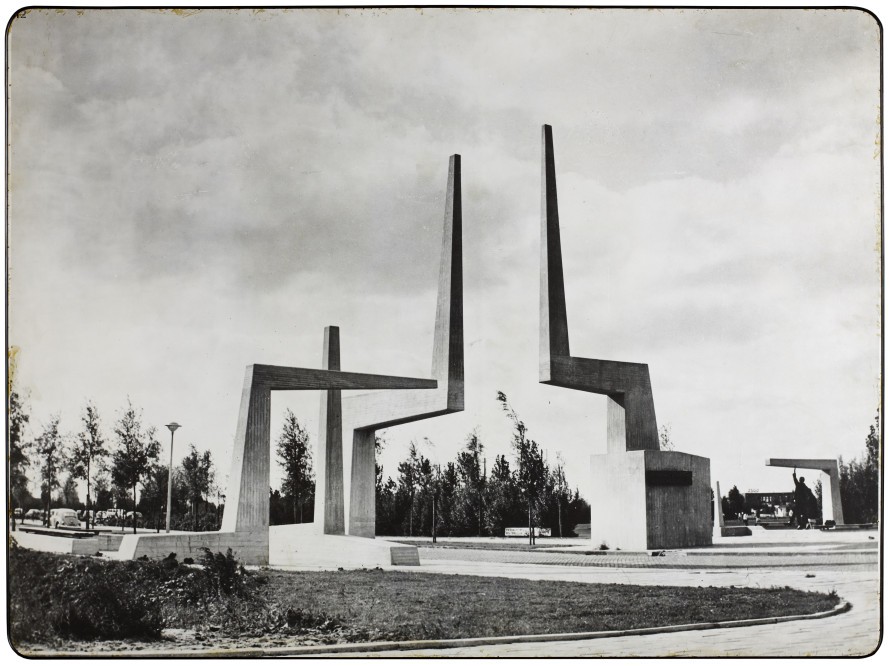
[745,491,794,517]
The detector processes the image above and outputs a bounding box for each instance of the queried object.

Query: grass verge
[9,545,839,652]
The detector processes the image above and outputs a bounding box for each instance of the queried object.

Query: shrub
[8,543,164,643]
[8,544,266,645]
[201,547,247,595]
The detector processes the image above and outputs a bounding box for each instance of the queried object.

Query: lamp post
[165,422,181,533]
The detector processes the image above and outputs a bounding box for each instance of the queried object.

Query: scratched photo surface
[6,7,881,658]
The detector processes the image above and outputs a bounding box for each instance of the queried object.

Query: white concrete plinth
[270,523,419,568]
[589,450,712,551]
[117,530,269,565]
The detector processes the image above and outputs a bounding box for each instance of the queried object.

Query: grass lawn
[9,546,839,652]
[260,568,837,640]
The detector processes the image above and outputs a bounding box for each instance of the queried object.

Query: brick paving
[413,545,879,569]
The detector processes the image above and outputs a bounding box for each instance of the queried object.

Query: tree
[813,479,824,524]
[139,463,174,531]
[70,401,108,529]
[551,453,570,537]
[485,454,519,535]
[839,412,880,524]
[438,462,459,537]
[8,384,31,529]
[275,409,314,523]
[35,415,67,526]
[723,485,746,519]
[455,430,486,536]
[181,445,215,531]
[111,401,161,534]
[658,424,675,451]
[59,475,80,507]
[498,391,546,545]
[397,442,422,536]
[374,435,399,535]
[93,472,114,511]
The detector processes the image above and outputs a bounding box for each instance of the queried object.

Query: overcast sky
[8,8,881,504]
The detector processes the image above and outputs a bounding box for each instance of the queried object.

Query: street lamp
[165,422,181,533]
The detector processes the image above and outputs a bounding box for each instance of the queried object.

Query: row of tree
[8,384,218,533]
[267,393,590,539]
[374,393,590,541]
[10,385,592,540]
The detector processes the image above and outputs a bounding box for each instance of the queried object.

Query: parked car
[50,508,80,528]
[24,509,43,521]
[13,508,22,518]
[124,511,144,528]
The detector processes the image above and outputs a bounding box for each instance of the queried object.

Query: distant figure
[792,468,812,530]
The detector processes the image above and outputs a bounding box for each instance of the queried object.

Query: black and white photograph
[6,5,882,658]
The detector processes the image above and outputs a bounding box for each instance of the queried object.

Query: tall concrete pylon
[539,125,659,453]
[343,154,464,538]
[539,125,711,550]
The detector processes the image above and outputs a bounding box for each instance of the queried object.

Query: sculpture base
[270,523,420,567]
[589,450,712,551]
[117,530,269,565]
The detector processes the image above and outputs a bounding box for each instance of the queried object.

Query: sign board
[504,527,552,537]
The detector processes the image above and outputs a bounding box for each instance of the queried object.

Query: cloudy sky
[8,8,880,503]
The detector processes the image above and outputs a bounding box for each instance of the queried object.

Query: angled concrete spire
[539,125,658,453]
[343,154,465,537]
[540,124,571,375]
[538,125,711,551]
[431,154,465,405]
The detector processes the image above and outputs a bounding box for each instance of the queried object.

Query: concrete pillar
[348,429,376,538]
[825,462,845,525]
[714,481,724,534]
[606,396,627,454]
[314,326,345,534]
[221,366,271,533]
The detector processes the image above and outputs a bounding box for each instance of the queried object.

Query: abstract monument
[539,124,712,550]
[118,156,464,565]
[766,458,845,525]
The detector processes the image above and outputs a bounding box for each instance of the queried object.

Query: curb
[24,601,851,658]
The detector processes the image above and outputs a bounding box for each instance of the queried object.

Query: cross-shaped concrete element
[222,155,463,549]
[765,458,845,525]
[112,156,463,565]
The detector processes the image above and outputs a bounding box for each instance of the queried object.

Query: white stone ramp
[269,523,419,568]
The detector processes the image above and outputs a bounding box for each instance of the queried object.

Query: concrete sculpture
[116,156,464,565]
[336,154,464,538]
[766,458,844,525]
[539,124,712,551]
